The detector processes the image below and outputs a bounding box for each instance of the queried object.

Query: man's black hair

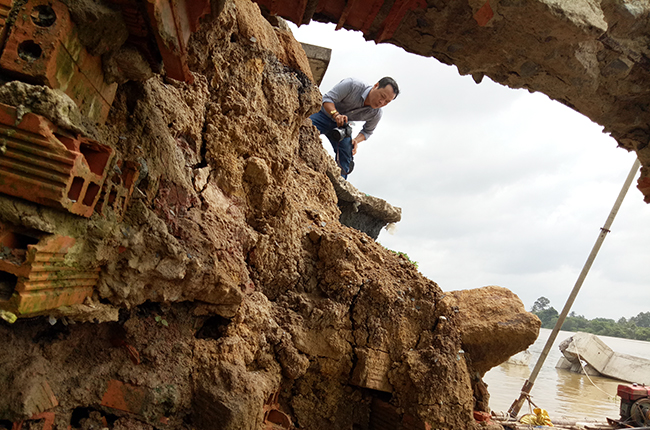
[378,77,399,98]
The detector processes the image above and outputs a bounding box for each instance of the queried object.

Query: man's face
[365,83,396,109]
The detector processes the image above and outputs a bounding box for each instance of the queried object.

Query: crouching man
[310,77,399,179]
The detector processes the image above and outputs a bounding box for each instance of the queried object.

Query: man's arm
[323,101,348,126]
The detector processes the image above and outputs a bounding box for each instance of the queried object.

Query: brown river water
[483,328,650,422]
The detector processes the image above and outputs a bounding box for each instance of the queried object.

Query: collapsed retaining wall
[0,1,540,429]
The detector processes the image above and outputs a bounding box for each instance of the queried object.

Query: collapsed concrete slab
[558,332,650,385]
[325,156,402,240]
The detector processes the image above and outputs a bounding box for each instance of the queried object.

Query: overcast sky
[290,22,649,321]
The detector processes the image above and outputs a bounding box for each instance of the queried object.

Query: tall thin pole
[508,157,641,418]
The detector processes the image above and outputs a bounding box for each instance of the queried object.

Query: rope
[571,340,615,398]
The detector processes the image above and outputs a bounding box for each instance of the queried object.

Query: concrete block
[0,224,99,316]
[560,332,650,384]
[0,0,117,123]
[0,102,114,217]
[555,355,572,370]
[351,348,393,393]
[22,381,59,418]
[300,43,331,86]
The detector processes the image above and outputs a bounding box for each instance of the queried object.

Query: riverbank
[484,328,650,422]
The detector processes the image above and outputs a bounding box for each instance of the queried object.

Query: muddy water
[484,328,650,422]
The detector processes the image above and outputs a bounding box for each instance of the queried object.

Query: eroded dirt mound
[0,1,539,429]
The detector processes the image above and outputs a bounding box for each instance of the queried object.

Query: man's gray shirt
[321,78,383,140]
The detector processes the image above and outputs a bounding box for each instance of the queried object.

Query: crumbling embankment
[0,0,539,429]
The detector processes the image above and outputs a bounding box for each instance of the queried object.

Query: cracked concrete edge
[325,156,402,223]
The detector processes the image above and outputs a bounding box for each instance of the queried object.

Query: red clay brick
[0,102,114,217]
[473,1,495,27]
[144,0,211,83]
[100,380,147,415]
[12,411,56,430]
[0,0,117,124]
[0,0,12,43]
[0,223,99,316]
[95,160,140,221]
[251,0,426,42]
[262,389,292,430]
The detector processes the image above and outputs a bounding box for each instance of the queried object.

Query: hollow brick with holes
[0,223,99,316]
[0,0,117,123]
[0,102,114,217]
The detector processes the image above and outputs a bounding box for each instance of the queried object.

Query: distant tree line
[531,296,650,341]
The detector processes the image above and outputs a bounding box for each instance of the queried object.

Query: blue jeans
[309,111,353,179]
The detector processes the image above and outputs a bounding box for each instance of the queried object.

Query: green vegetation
[391,250,419,269]
[155,315,169,327]
[531,296,650,341]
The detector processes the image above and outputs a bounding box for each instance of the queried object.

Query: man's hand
[352,134,365,155]
[335,114,348,126]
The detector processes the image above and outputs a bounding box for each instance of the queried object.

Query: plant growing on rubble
[154,316,169,327]
[391,250,419,269]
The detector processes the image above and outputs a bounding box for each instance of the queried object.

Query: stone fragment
[103,45,155,84]
[62,0,129,56]
[244,156,271,186]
